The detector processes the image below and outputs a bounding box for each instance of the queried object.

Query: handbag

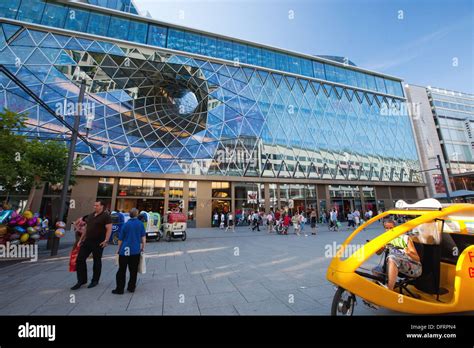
[69,244,81,272]
[138,252,146,274]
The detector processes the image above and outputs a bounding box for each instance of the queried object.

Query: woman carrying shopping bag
[112,208,146,294]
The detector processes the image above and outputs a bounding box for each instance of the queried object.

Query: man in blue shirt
[112,208,146,294]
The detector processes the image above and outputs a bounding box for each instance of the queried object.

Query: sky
[133,0,474,93]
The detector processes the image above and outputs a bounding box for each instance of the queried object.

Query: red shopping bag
[69,244,80,272]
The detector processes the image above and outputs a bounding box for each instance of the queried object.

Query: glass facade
[0,2,421,184]
[0,0,404,97]
[429,87,474,175]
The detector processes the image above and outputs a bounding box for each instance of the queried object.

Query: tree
[0,109,78,209]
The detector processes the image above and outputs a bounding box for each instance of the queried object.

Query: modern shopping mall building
[0,0,425,227]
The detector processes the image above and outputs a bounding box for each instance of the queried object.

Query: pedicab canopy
[167,212,187,224]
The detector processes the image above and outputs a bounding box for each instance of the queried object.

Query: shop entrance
[116,198,165,216]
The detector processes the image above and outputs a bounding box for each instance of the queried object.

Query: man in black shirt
[71,200,112,290]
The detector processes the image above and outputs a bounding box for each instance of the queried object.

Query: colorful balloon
[14,226,26,234]
[0,210,13,224]
[23,211,33,219]
[27,227,35,234]
[55,221,66,229]
[27,218,37,227]
[55,228,65,238]
[30,233,40,240]
[36,217,42,226]
[0,225,7,236]
[20,233,30,243]
[17,217,27,226]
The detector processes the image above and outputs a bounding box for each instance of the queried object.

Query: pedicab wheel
[181,231,187,241]
[167,232,172,242]
[331,287,356,316]
[155,233,161,242]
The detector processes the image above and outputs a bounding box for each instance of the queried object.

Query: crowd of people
[212,207,383,235]
[212,208,319,236]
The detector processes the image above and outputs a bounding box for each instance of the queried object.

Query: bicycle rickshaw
[139,211,161,241]
[327,199,474,315]
[162,210,187,242]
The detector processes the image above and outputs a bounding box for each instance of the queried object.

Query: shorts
[387,249,422,278]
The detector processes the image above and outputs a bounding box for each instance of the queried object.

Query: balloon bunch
[55,221,66,238]
[0,210,44,245]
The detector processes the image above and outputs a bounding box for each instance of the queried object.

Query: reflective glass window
[108,16,130,41]
[275,52,289,72]
[167,28,185,50]
[154,180,166,197]
[41,2,68,28]
[312,61,326,80]
[17,0,46,23]
[288,56,301,75]
[246,45,261,66]
[64,8,90,32]
[300,58,313,77]
[87,12,110,37]
[147,24,167,47]
[233,42,247,64]
[200,35,217,57]
[184,31,201,54]
[375,76,387,94]
[356,71,368,90]
[97,177,115,197]
[325,64,336,81]
[262,49,276,70]
[128,20,147,44]
[0,0,21,19]
[366,74,377,91]
[216,38,233,61]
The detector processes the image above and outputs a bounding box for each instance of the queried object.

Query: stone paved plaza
[0,223,397,316]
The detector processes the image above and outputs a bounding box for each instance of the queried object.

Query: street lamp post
[417,154,452,203]
[51,80,87,256]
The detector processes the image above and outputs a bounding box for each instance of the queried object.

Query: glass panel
[128,179,142,196]
[356,71,368,90]
[153,179,165,197]
[212,181,231,198]
[188,181,197,199]
[147,24,167,47]
[87,12,110,37]
[233,42,247,64]
[216,38,233,61]
[169,180,184,199]
[313,61,326,80]
[108,16,130,41]
[17,0,46,23]
[142,179,154,197]
[288,56,301,75]
[128,20,147,44]
[118,178,131,196]
[262,49,276,70]
[200,35,216,57]
[41,2,68,28]
[246,45,261,66]
[97,177,115,197]
[275,52,289,72]
[64,8,90,32]
[366,74,377,91]
[0,0,22,19]
[375,76,387,94]
[184,31,201,54]
[301,58,313,77]
[167,28,185,50]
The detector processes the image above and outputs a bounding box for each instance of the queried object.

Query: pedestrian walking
[292,212,300,236]
[112,208,146,294]
[225,212,235,232]
[266,211,274,233]
[213,212,219,227]
[220,212,225,229]
[347,211,355,229]
[251,211,260,231]
[310,209,317,235]
[329,208,338,232]
[71,200,112,290]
